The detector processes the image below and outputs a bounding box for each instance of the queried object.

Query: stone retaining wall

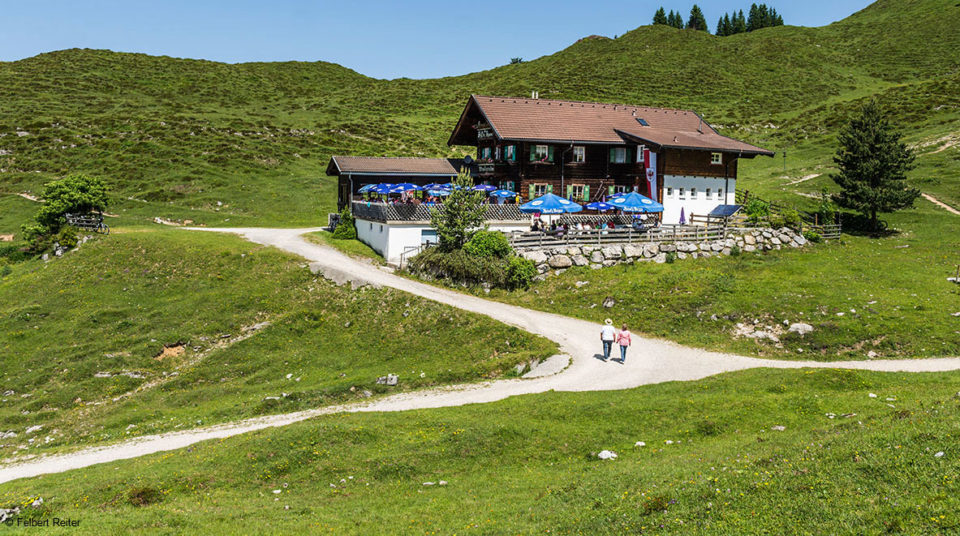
[519,227,808,277]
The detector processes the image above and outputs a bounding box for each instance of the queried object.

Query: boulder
[623,245,643,258]
[654,253,667,264]
[743,244,757,253]
[548,255,573,268]
[567,246,582,256]
[777,233,792,244]
[788,323,814,336]
[721,247,731,256]
[660,243,677,252]
[602,246,622,260]
[711,242,724,252]
[794,235,807,246]
[602,296,616,308]
[376,374,399,386]
[590,250,604,264]
[571,255,589,266]
[642,244,659,257]
[522,250,548,264]
[602,260,617,267]
[677,251,688,260]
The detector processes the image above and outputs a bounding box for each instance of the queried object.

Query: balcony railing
[352,201,526,223]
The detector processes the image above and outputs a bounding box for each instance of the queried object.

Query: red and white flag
[644,149,658,202]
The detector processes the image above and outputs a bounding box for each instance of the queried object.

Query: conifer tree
[747,3,760,31]
[723,13,733,35]
[716,16,725,36]
[653,7,668,25]
[733,10,747,34]
[831,101,919,232]
[687,4,708,31]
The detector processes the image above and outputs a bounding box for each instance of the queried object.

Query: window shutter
[528,183,535,199]
[546,184,553,194]
[608,185,614,195]
[626,147,633,163]
[609,148,616,162]
[508,145,515,162]
[566,185,573,199]
[548,146,555,162]
[583,185,590,201]
[529,146,536,162]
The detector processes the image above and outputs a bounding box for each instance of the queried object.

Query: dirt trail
[4,227,960,484]
[922,193,960,215]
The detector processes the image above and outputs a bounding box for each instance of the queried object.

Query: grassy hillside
[0,229,555,456]
[5,367,960,534]
[0,0,957,227]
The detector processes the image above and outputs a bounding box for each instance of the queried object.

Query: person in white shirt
[600,318,616,360]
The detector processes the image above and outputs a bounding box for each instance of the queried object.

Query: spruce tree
[723,13,733,35]
[653,7,668,25]
[733,10,747,34]
[687,4,708,31]
[716,16,725,36]
[831,101,919,232]
[747,3,760,31]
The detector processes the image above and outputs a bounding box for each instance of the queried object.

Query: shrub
[332,206,357,240]
[506,256,537,289]
[409,248,507,288]
[665,252,677,264]
[0,265,11,278]
[744,198,770,222]
[463,230,512,258]
[730,244,742,257]
[803,230,822,243]
[0,244,30,264]
[779,209,802,230]
[54,226,79,249]
[34,173,108,233]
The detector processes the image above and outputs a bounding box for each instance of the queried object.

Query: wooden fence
[509,224,730,249]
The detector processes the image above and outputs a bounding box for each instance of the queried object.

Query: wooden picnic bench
[65,212,110,234]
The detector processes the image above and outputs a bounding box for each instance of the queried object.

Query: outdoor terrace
[352,201,526,223]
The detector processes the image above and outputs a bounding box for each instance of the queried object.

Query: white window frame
[690,188,697,200]
[534,145,549,160]
[718,188,724,201]
[570,185,585,200]
[678,188,685,200]
[666,187,673,197]
[613,147,627,164]
[613,185,629,194]
[572,146,585,163]
[494,146,502,160]
[534,183,548,197]
[505,145,515,160]
[636,145,645,163]
[482,147,492,159]
[711,152,723,165]
[706,188,712,199]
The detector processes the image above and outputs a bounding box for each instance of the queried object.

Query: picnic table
[65,212,110,234]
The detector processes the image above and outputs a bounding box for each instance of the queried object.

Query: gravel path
[922,193,960,216]
[4,226,959,484]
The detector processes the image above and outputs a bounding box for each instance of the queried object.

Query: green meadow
[4,368,960,534]
[0,230,555,457]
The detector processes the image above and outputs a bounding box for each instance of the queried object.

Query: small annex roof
[326,156,459,177]
[448,95,773,157]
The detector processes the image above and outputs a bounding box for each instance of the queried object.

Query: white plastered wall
[661,175,736,224]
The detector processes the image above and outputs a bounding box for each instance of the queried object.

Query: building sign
[478,163,495,174]
[476,122,494,140]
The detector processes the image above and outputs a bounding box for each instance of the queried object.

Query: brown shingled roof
[326,156,458,176]
[448,95,773,156]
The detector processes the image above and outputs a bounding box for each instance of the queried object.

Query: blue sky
[1,0,874,79]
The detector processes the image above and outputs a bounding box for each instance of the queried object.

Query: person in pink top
[616,324,632,364]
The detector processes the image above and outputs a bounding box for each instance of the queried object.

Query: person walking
[600,319,616,360]
[616,324,632,364]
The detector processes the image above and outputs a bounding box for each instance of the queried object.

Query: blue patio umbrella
[585,201,616,211]
[472,184,497,192]
[519,193,583,214]
[391,183,422,192]
[423,183,447,190]
[427,189,451,196]
[489,189,516,198]
[357,184,378,193]
[609,192,664,213]
[438,183,461,190]
[368,183,397,194]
